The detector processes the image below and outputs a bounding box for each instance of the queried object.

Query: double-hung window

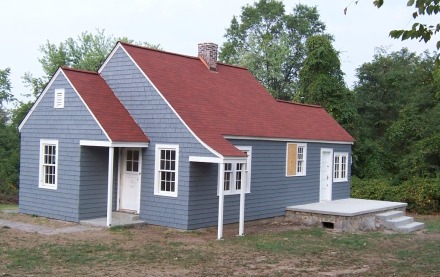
[154,144,179,197]
[334,153,348,182]
[222,146,252,195]
[286,143,307,176]
[39,139,59,189]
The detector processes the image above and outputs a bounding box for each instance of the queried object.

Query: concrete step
[396,222,425,233]
[384,216,414,228]
[376,210,404,221]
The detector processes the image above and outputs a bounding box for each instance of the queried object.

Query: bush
[351,177,440,214]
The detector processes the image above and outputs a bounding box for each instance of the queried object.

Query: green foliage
[353,48,440,179]
[351,177,440,213]
[296,35,358,132]
[24,29,161,98]
[373,0,440,49]
[219,0,327,100]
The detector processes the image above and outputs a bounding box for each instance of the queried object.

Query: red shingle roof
[62,67,149,143]
[121,42,353,157]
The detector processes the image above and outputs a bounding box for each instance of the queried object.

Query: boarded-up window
[286,143,307,176]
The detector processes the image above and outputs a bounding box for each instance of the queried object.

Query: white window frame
[237,146,252,193]
[286,143,307,177]
[154,144,179,197]
[39,139,59,190]
[334,152,349,182]
[54,88,65,109]
[219,146,252,196]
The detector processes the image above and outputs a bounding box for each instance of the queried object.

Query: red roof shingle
[62,67,149,143]
[121,43,353,157]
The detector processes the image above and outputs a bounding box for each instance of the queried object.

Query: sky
[0,0,438,105]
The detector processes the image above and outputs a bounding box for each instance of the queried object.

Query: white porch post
[239,163,246,236]
[217,162,225,240]
[106,146,114,227]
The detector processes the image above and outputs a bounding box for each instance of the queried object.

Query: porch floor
[286,198,407,216]
[80,212,145,227]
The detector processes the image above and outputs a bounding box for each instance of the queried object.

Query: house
[18,42,354,238]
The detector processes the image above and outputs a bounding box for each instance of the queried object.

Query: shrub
[351,177,440,214]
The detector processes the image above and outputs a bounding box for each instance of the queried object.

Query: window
[334,153,348,182]
[125,150,139,172]
[54,89,65,108]
[154,144,179,197]
[39,139,58,189]
[286,143,307,176]
[221,146,252,195]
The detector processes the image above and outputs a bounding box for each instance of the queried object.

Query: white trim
[107,147,114,227]
[107,43,223,159]
[80,140,149,148]
[39,139,59,190]
[224,135,353,145]
[333,152,349,182]
[118,148,142,213]
[19,68,63,131]
[189,156,222,163]
[236,146,252,193]
[116,148,122,211]
[320,148,333,202]
[217,163,225,240]
[154,144,179,197]
[54,88,65,108]
[286,143,307,177]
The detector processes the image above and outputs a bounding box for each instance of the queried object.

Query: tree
[219,0,328,100]
[0,68,19,201]
[373,0,440,49]
[296,35,358,132]
[24,29,161,98]
[353,48,440,179]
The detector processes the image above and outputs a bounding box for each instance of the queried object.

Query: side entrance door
[320,148,333,202]
[119,148,142,213]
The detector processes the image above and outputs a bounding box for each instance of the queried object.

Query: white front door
[320,148,333,202]
[119,148,141,212]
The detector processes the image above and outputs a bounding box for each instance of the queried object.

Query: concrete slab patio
[286,198,408,216]
[284,198,423,232]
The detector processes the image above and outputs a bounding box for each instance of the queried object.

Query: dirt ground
[0,211,439,276]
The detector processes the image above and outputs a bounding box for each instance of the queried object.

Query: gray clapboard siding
[187,140,351,229]
[100,46,216,229]
[19,73,110,222]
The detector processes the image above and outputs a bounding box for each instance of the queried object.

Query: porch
[286,198,424,233]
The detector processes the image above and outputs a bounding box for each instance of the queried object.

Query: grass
[1,217,440,276]
[0,204,18,211]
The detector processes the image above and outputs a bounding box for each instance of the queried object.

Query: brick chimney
[198,43,218,71]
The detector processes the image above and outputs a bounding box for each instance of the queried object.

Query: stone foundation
[285,207,406,232]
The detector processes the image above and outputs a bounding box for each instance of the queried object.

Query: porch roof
[63,67,149,144]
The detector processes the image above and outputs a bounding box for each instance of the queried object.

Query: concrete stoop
[80,212,146,227]
[376,211,424,233]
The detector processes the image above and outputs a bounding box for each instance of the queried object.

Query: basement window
[322,222,334,229]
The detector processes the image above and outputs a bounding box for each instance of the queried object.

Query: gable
[20,67,149,144]
[18,70,108,142]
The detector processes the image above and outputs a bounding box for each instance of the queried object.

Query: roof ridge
[276,99,323,108]
[61,66,99,75]
[119,41,249,71]
[119,41,200,61]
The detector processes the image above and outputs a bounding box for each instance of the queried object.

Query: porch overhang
[189,155,248,240]
[80,140,148,227]
[80,140,149,148]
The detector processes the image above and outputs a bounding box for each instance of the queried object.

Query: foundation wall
[285,207,406,232]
